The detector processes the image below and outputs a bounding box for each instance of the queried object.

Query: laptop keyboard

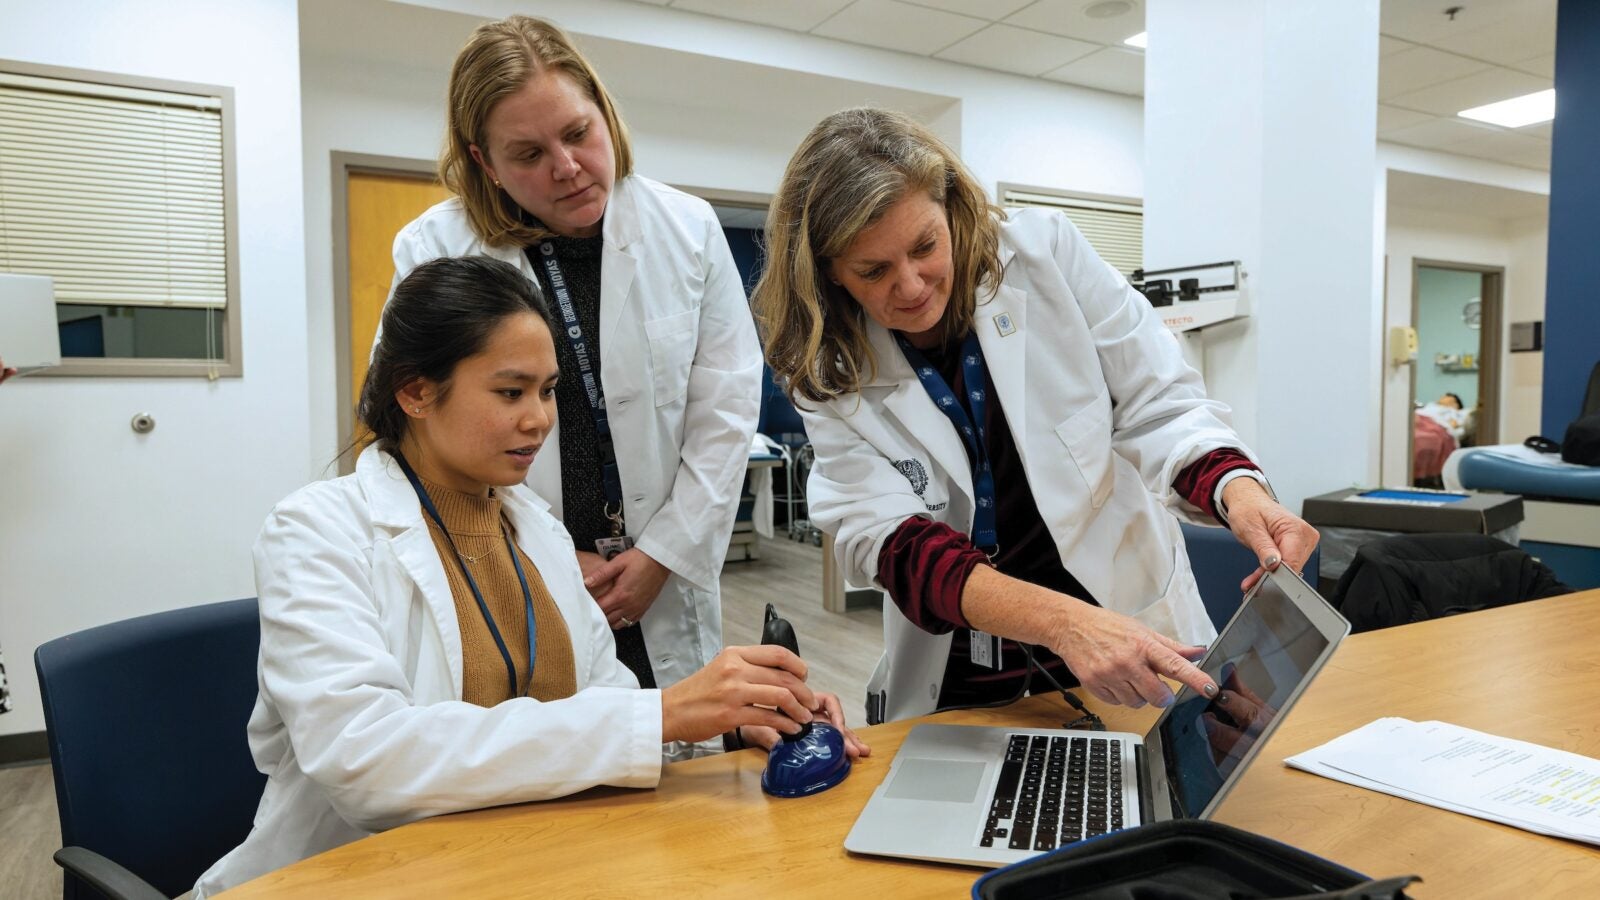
[980,734,1129,851]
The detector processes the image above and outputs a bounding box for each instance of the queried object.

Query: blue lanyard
[895,331,998,556]
[535,242,625,536]
[395,453,537,699]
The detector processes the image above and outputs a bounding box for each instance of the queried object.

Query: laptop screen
[1156,573,1332,817]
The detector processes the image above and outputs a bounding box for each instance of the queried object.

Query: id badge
[969,629,1002,670]
[594,534,634,561]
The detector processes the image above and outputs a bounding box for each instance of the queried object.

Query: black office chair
[35,598,265,900]
[1181,523,1322,631]
[1581,359,1600,419]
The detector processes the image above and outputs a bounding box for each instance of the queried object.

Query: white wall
[300,37,452,473]
[302,0,1147,468]
[409,0,1148,199]
[1504,213,1549,443]
[1379,142,1550,197]
[0,0,309,736]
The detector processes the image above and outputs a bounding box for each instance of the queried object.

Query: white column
[1143,0,1382,512]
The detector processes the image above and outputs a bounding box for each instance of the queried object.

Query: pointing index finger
[1152,646,1218,699]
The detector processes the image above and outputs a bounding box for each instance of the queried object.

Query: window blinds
[1001,188,1142,279]
[0,71,227,309]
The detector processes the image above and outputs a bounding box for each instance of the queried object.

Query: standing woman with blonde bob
[754,109,1320,724]
[388,16,761,732]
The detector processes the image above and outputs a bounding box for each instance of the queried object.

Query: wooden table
[220,590,1600,898]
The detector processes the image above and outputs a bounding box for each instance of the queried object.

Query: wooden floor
[719,534,884,728]
[0,536,881,899]
[0,761,61,900]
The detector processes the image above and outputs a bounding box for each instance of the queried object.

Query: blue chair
[35,598,265,900]
[1180,523,1321,631]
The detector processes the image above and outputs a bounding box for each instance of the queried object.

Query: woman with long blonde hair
[755,108,1319,725]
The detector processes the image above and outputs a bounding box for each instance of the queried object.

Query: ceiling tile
[1379,35,1413,57]
[936,23,1098,76]
[1387,67,1550,116]
[669,0,854,31]
[1042,46,1144,96]
[1004,0,1147,46]
[1514,52,1556,78]
[1379,0,1534,45]
[1467,128,1549,150]
[1387,171,1550,218]
[1377,104,1433,135]
[1496,144,1553,170]
[1497,147,1548,169]
[812,0,988,55]
[1524,120,1553,140]
[908,0,1034,19]
[1449,129,1552,169]
[1379,46,1490,101]
[1424,6,1555,66]
[1383,117,1506,151]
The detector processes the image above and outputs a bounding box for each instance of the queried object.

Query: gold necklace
[453,533,499,565]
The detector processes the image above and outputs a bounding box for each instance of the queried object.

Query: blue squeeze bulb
[758,603,851,798]
[762,721,851,798]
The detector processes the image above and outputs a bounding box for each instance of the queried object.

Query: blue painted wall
[722,226,764,299]
[721,224,806,439]
[1543,0,1600,435]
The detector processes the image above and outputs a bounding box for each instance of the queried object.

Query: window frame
[0,59,241,378]
[997,182,1144,280]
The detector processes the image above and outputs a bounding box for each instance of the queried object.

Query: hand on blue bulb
[740,691,871,759]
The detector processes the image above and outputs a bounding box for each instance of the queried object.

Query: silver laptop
[845,564,1349,867]
[0,274,61,376]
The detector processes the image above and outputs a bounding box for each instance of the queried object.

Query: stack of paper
[1286,718,1600,845]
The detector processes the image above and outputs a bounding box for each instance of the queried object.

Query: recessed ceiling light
[1123,31,1148,49]
[1085,0,1134,17]
[1458,88,1555,128]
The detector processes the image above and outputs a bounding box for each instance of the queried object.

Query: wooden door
[345,170,452,455]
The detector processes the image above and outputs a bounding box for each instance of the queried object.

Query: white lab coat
[802,209,1248,723]
[385,175,763,703]
[193,446,662,898]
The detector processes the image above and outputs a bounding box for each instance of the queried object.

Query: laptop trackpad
[883,758,985,803]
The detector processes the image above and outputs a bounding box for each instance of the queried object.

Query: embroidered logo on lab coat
[893,458,946,511]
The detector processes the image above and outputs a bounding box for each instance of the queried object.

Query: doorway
[1409,260,1504,487]
[332,155,452,473]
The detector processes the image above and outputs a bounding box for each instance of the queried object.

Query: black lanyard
[395,453,537,699]
[534,242,625,536]
[896,331,999,556]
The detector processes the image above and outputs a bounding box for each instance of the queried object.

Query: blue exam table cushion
[1449,445,1600,503]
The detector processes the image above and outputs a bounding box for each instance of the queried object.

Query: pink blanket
[1413,413,1457,481]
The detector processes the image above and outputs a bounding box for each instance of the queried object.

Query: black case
[972,820,1418,900]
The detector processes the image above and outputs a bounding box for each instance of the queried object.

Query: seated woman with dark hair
[194,256,864,898]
